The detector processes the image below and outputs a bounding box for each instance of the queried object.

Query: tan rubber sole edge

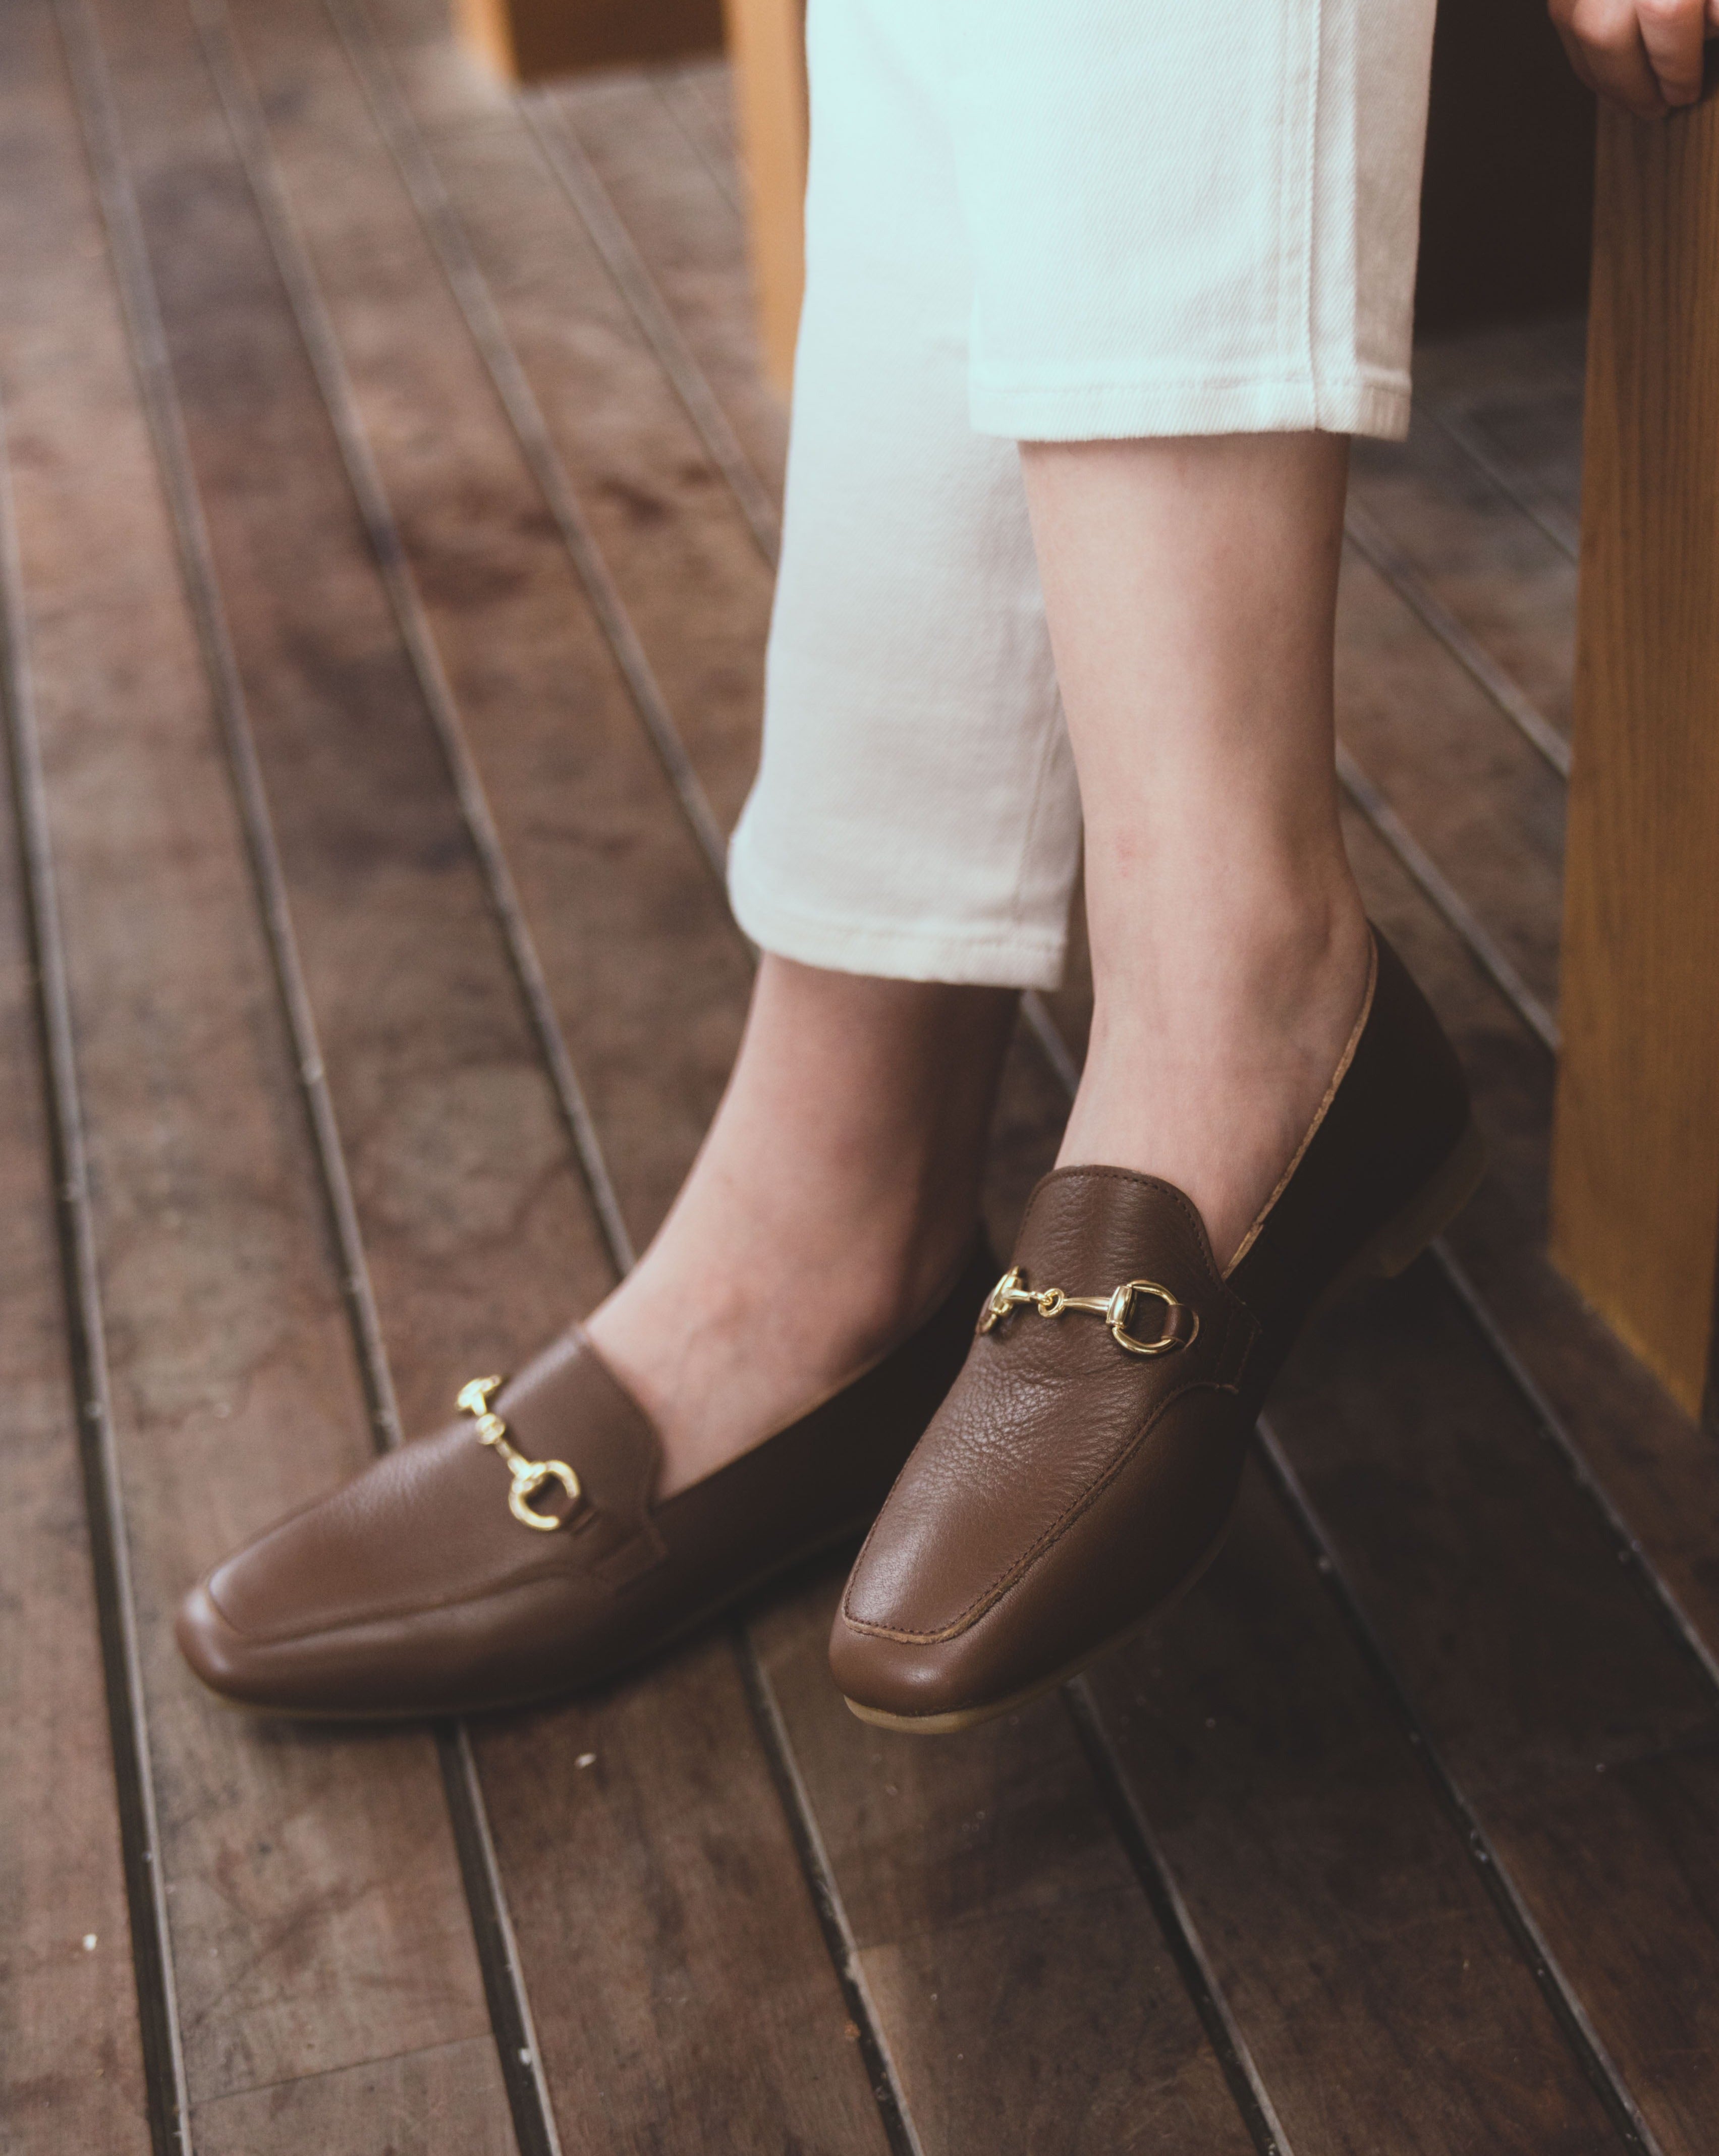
[842,1116,1488,1739]
[843,1510,1236,1737]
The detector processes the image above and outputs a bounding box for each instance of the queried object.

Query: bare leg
[587,955,1016,1497]
[1020,431,1372,1269]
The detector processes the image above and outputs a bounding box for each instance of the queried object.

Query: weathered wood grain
[0,431,151,2156]
[1334,544,1567,1016]
[1348,410,1577,746]
[656,60,745,217]
[1551,95,1719,1419]
[193,2034,515,2156]
[90,0,620,1426]
[1270,1254,1719,2155]
[97,0,897,2144]
[1089,1470,1616,2156]
[362,0,783,833]
[227,0,762,1264]
[1343,787,1719,1692]
[1,0,507,2126]
[1416,322,1585,562]
[750,1580,1256,2156]
[550,62,789,505]
[475,1634,899,2156]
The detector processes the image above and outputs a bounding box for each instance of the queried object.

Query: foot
[586,1167,980,1502]
[586,956,1017,1498]
[831,927,1478,1733]
[1057,888,1374,1269]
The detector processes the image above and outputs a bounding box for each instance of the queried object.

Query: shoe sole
[841,1116,1488,1738]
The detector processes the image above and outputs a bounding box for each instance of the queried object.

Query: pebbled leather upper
[177,1233,996,1718]
[831,928,1476,1723]
[843,1168,1256,1644]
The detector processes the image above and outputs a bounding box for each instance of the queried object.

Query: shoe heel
[1360,1117,1487,1280]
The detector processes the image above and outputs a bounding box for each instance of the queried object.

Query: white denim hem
[729,852,1068,991]
[970,373,1413,445]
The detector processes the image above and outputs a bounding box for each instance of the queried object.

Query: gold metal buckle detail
[976,1267,1196,1357]
[457,1375,582,1531]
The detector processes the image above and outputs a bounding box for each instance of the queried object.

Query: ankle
[1060,878,1371,1265]
[1094,871,1367,1052]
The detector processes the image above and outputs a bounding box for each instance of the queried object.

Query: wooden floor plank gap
[58,9,567,2144]
[1336,739,1562,1052]
[434,1724,567,2156]
[190,0,637,1275]
[731,1627,927,2156]
[1008,916,1316,2156]
[518,85,783,566]
[654,65,747,222]
[1431,405,1582,564]
[0,385,192,2156]
[319,0,735,895]
[1020,987,1083,1099]
[1343,502,1573,779]
[294,33,946,2135]
[51,0,403,1451]
[1429,1237,1719,1693]
[1253,1414,1667,2156]
[1062,1678,1294,2156]
[206,24,939,2136]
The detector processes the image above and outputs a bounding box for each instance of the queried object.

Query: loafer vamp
[181,1328,668,1712]
[840,1169,1258,1662]
[205,1423,576,1644]
[177,1234,1003,1717]
[831,1379,1251,1718]
[833,929,1483,1728]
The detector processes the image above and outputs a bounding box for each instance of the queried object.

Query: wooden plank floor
[4,6,1717,2152]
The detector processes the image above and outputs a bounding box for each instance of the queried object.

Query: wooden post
[1550,88,1719,1426]
[455,0,723,82]
[720,0,807,396]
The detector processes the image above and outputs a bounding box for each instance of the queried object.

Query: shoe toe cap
[174,1571,329,1714]
[827,1602,1011,1728]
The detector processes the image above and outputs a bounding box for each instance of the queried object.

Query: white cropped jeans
[727,0,1439,989]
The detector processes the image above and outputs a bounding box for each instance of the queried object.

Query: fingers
[1550,0,1708,118]
[1638,0,1709,102]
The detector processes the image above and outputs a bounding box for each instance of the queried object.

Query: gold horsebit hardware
[457,1376,582,1532]
[977,1268,1197,1357]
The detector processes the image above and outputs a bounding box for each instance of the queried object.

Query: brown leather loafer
[176,1234,995,1718]
[830,930,1484,1734]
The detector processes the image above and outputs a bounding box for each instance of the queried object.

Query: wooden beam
[720,0,806,397]
[455,0,723,83]
[1550,86,1719,1425]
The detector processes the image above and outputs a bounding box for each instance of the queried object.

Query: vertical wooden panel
[719,0,805,395]
[1550,94,1719,1422]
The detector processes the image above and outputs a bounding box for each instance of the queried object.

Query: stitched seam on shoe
[841,1293,1257,1644]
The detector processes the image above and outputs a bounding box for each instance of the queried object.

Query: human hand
[1550,0,1719,118]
